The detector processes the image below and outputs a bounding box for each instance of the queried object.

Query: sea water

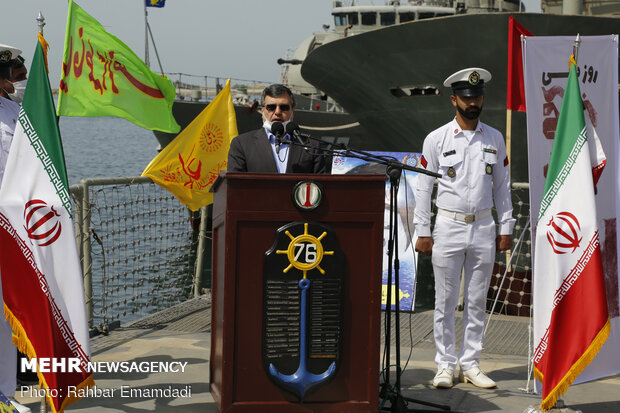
[59,116,186,326]
[59,116,160,185]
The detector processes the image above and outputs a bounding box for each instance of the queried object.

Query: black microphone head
[285,122,300,135]
[271,122,284,137]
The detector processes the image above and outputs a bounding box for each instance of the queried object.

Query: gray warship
[152,0,523,151]
[299,0,620,182]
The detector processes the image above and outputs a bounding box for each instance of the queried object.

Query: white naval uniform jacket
[0,96,20,186]
[414,118,515,237]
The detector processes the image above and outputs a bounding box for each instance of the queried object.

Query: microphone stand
[283,131,459,412]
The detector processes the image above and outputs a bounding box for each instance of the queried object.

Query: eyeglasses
[264,103,292,112]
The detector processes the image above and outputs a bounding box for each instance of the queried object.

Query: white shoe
[6,396,31,413]
[432,368,454,388]
[459,366,496,388]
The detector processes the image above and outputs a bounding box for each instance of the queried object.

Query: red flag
[506,16,532,111]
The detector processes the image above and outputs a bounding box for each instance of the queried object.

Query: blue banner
[146,0,165,7]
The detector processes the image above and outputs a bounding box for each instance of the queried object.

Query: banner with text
[524,35,620,384]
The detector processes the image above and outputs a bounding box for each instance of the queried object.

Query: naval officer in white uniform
[0,43,32,413]
[414,68,515,389]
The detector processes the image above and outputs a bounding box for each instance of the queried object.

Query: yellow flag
[142,79,238,210]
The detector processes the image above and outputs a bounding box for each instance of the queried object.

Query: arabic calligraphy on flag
[57,0,180,133]
[142,79,238,211]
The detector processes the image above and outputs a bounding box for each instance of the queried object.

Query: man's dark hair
[261,84,295,107]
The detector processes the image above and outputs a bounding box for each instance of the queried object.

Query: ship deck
[15,296,620,413]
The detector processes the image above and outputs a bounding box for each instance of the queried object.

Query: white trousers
[431,214,495,371]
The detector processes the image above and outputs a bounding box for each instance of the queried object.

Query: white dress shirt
[414,118,515,237]
[265,127,290,173]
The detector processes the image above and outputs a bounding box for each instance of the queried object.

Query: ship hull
[300,12,620,183]
[153,98,369,152]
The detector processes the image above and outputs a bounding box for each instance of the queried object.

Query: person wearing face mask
[7,56,27,104]
[413,68,514,390]
[0,44,31,413]
[0,45,22,103]
[227,84,326,173]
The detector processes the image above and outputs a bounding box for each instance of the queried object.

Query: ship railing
[69,176,209,335]
[488,182,532,316]
[163,72,273,103]
[163,71,347,113]
[68,177,532,335]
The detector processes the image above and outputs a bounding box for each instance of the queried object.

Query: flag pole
[573,33,581,65]
[504,108,512,277]
[506,109,512,174]
[37,13,52,413]
[144,2,150,68]
[36,11,45,35]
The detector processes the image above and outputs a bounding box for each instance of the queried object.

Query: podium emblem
[263,222,345,400]
[292,181,322,210]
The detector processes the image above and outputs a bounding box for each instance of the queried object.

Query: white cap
[0,44,22,64]
[443,67,491,97]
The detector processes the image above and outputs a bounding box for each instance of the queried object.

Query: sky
[6,0,542,88]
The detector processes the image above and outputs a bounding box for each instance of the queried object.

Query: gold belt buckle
[464,214,475,223]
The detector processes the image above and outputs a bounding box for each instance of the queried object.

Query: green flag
[57,0,180,133]
[0,34,93,413]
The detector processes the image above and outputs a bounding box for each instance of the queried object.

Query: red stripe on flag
[0,226,92,412]
[534,242,609,410]
[420,155,427,169]
[592,160,606,188]
[506,17,533,112]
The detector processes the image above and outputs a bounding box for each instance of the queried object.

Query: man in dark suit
[227,84,326,173]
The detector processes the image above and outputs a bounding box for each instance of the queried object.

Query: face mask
[263,120,290,132]
[9,79,26,104]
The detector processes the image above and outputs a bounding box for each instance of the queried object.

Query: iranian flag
[0,36,93,412]
[533,56,609,411]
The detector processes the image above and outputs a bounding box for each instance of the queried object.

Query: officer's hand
[496,235,512,252]
[415,237,433,256]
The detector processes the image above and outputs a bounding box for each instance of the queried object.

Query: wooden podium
[210,173,385,413]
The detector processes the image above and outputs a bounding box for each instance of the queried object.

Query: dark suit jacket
[227,128,326,173]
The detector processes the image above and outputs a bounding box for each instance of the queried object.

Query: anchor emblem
[263,222,345,400]
[268,278,336,399]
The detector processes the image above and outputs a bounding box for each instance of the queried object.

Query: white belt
[437,208,492,223]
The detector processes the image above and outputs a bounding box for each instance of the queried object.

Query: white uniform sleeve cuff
[498,220,516,236]
[416,225,432,238]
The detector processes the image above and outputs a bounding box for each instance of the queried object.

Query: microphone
[285,122,309,146]
[271,122,284,154]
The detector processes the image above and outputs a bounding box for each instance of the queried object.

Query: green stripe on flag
[538,62,587,222]
[537,128,586,221]
[21,42,72,217]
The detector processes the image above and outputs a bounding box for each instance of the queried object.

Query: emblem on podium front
[263,221,345,400]
[292,181,323,211]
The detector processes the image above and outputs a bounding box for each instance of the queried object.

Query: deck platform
[14,296,620,412]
